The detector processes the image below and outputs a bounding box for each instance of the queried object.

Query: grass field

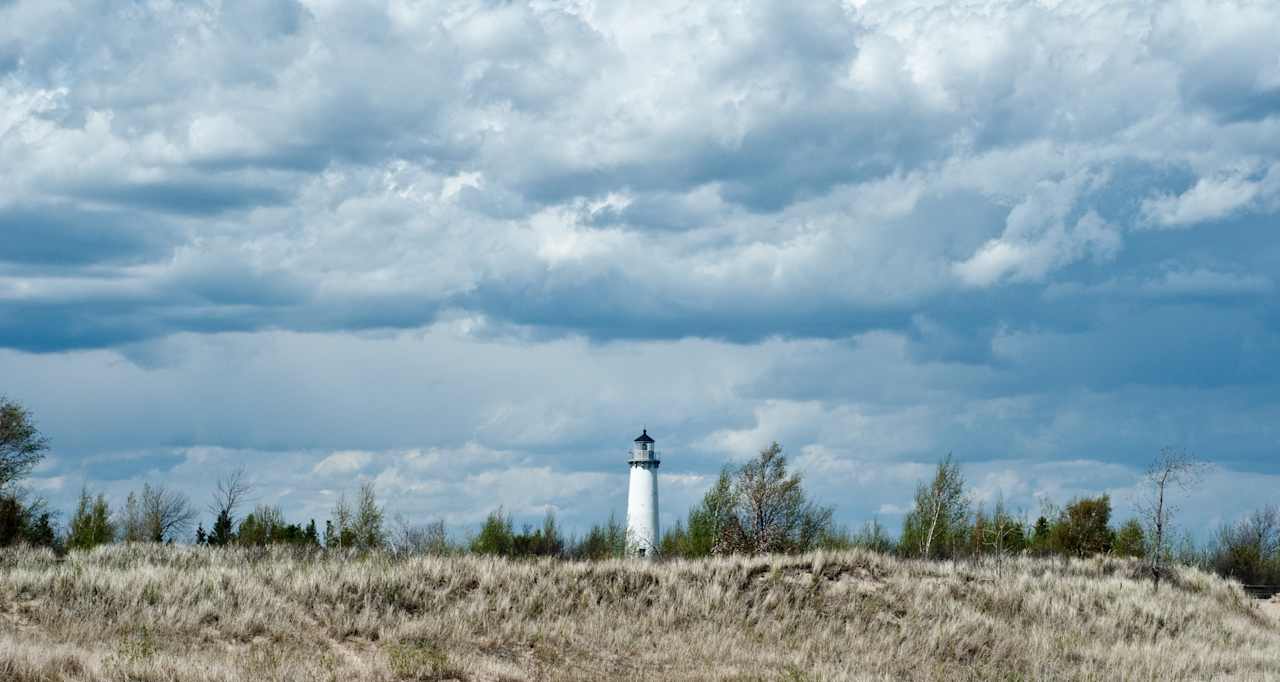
[2,544,1278,681]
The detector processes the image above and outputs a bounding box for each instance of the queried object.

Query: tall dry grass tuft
[2,544,1277,680]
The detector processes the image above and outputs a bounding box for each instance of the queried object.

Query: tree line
[3,396,1279,587]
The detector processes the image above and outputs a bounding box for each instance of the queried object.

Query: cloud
[953,173,1122,287]
[0,0,1272,350]
[1139,167,1277,229]
[6,319,1278,539]
[0,202,176,266]
[0,0,1277,540]
[1045,266,1274,300]
[312,450,374,476]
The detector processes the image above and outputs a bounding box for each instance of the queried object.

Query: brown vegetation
[2,545,1279,681]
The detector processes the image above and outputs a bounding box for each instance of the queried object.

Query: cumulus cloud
[0,0,1272,349]
[1139,167,1278,228]
[1,0,1278,537]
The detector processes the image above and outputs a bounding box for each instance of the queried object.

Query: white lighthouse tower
[626,429,660,558]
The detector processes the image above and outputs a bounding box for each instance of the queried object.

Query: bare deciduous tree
[207,467,254,546]
[1211,506,1280,584]
[1240,506,1280,560]
[328,483,386,550]
[1136,448,1206,590]
[141,483,197,543]
[392,514,451,556]
[979,496,1024,574]
[208,466,253,522]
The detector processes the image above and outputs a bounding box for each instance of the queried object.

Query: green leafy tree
[352,483,386,549]
[327,486,386,549]
[659,520,686,557]
[902,454,969,559]
[537,510,564,557]
[684,469,735,557]
[711,442,834,555]
[0,493,56,548]
[238,505,315,546]
[0,397,48,492]
[971,497,1026,558]
[1051,495,1113,558]
[849,519,894,553]
[0,495,23,546]
[1029,516,1052,554]
[471,509,566,558]
[572,513,626,560]
[1113,519,1146,558]
[0,398,55,549]
[67,487,115,551]
[470,508,515,556]
[237,512,266,545]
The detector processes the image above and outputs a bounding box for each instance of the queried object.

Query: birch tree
[1136,448,1205,590]
[903,454,968,560]
[706,443,833,555]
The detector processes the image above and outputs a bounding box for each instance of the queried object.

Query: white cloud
[953,172,1122,287]
[0,0,1278,541]
[1140,171,1266,228]
[312,451,374,476]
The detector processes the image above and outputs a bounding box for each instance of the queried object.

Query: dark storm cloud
[76,180,291,217]
[83,451,186,481]
[0,203,174,265]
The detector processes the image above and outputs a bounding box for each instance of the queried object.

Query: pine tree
[194,524,207,545]
[208,508,235,546]
[26,511,55,548]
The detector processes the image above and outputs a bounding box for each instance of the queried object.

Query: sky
[2,0,1279,541]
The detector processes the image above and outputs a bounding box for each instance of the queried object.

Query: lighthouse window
[640,443,648,451]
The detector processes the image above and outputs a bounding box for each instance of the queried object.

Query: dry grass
[1,545,1277,681]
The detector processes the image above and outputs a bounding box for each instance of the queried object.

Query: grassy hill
[2,545,1277,681]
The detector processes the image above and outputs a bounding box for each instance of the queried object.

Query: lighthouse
[626,429,660,558]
